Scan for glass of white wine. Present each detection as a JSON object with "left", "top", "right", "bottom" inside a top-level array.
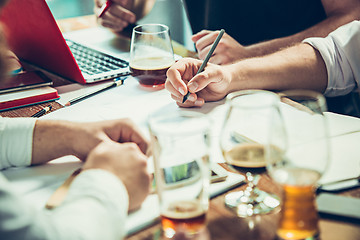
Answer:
[
  {"left": 220, "top": 90, "right": 281, "bottom": 217},
  {"left": 266, "top": 90, "right": 330, "bottom": 240}
]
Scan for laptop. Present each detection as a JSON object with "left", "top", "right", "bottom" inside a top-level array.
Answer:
[{"left": 0, "top": 0, "right": 130, "bottom": 84}]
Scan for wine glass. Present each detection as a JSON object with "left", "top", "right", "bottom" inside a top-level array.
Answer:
[
  {"left": 129, "top": 23, "right": 175, "bottom": 89},
  {"left": 219, "top": 90, "right": 281, "bottom": 217},
  {"left": 266, "top": 90, "right": 330, "bottom": 240}
]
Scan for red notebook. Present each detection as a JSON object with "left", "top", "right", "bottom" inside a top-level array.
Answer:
[{"left": 0, "top": 86, "right": 60, "bottom": 111}]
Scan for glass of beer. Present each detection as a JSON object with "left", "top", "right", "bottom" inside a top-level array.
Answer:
[
  {"left": 148, "top": 110, "right": 211, "bottom": 239},
  {"left": 130, "top": 24, "right": 175, "bottom": 89},
  {"left": 266, "top": 90, "right": 330, "bottom": 240},
  {"left": 219, "top": 90, "right": 281, "bottom": 217}
]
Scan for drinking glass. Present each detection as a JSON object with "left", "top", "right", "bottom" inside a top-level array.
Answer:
[
  {"left": 130, "top": 23, "right": 175, "bottom": 89},
  {"left": 220, "top": 90, "right": 281, "bottom": 217},
  {"left": 148, "top": 110, "right": 211, "bottom": 239},
  {"left": 266, "top": 90, "right": 330, "bottom": 240}
]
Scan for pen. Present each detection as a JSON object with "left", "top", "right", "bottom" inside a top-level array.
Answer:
[
  {"left": 98, "top": 0, "right": 113, "bottom": 18},
  {"left": 31, "top": 105, "right": 52, "bottom": 118},
  {"left": 65, "top": 77, "right": 125, "bottom": 106},
  {"left": 182, "top": 29, "right": 225, "bottom": 103}
]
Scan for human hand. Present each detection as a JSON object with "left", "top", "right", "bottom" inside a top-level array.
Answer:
[
  {"left": 94, "top": 0, "right": 136, "bottom": 32},
  {"left": 165, "top": 58, "right": 232, "bottom": 107},
  {"left": 83, "top": 141, "right": 151, "bottom": 211},
  {"left": 71, "top": 118, "right": 149, "bottom": 160},
  {"left": 192, "top": 30, "right": 249, "bottom": 65}
]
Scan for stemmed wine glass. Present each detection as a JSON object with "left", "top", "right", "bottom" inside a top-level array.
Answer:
[
  {"left": 266, "top": 90, "right": 330, "bottom": 240},
  {"left": 219, "top": 90, "right": 281, "bottom": 217}
]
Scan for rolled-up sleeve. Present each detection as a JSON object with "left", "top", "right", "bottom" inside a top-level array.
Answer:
[
  {"left": 0, "top": 117, "right": 36, "bottom": 169},
  {"left": 303, "top": 20, "right": 360, "bottom": 97}
]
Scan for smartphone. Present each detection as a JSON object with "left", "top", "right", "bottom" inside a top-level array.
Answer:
[{"left": 0, "top": 71, "right": 53, "bottom": 94}]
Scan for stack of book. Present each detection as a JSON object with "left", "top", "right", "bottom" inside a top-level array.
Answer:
[{"left": 0, "top": 71, "right": 59, "bottom": 111}]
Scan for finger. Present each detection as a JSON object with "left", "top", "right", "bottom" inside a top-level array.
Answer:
[
  {"left": 194, "top": 31, "right": 219, "bottom": 53},
  {"left": 166, "top": 59, "right": 199, "bottom": 94},
  {"left": 191, "top": 30, "right": 212, "bottom": 42},
  {"left": 98, "top": 18, "right": 128, "bottom": 32},
  {"left": 197, "top": 44, "right": 213, "bottom": 60},
  {"left": 165, "top": 79, "right": 183, "bottom": 99},
  {"left": 188, "top": 68, "right": 222, "bottom": 92},
  {"left": 110, "top": 4, "right": 136, "bottom": 23}
]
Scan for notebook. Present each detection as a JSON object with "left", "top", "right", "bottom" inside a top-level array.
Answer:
[
  {"left": 0, "top": 86, "right": 59, "bottom": 111},
  {"left": 0, "top": 0, "right": 130, "bottom": 84}
]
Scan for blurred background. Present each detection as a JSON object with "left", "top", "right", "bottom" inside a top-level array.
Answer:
[{"left": 46, "top": 0, "right": 194, "bottom": 50}]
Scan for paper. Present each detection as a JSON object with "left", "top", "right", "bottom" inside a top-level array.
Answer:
[{"left": 2, "top": 154, "right": 244, "bottom": 236}]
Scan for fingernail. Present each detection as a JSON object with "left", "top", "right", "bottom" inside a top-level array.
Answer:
[
  {"left": 188, "top": 82, "right": 198, "bottom": 92},
  {"left": 195, "top": 100, "right": 203, "bottom": 106},
  {"left": 178, "top": 87, "right": 185, "bottom": 95},
  {"left": 188, "top": 95, "right": 196, "bottom": 102}
]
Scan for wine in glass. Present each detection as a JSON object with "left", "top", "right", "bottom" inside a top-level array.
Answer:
[
  {"left": 220, "top": 90, "right": 281, "bottom": 217},
  {"left": 266, "top": 90, "right": 330, "bottom": 240}
]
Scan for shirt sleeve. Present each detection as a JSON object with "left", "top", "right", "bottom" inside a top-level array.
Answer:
[
  {"left": 303, "top": 20, "right": 360, "bottom": 97},
  {"left": 0, "top": 117, "right": 36, "bottom": 169},
  {"left": 0, "top": 169, "right": 129, "bottom": 240}
]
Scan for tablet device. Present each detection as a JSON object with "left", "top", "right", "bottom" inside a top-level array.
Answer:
[{"left": 0, "top": 71, "right": 53, "bottom": 94}]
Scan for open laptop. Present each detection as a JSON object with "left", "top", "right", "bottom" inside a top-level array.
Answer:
[{"left": 0, "top": 0, "right": 130, "bottom": 84}]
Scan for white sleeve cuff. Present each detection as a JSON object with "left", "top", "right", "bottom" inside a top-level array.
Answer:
[
  {"left": 0, "top": 118, "right": 36, "bottom": 169},
  {"left": 48, "top": 169, "right": 130, "bottom": 239}
]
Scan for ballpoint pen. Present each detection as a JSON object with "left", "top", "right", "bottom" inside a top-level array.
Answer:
[
  {"left": 182, "top": 29, "right": 225, "bottom": 103},
  {"left": 98, "top": 0, "right": 113, "bottom": 18},
  {"left": 65, "top": 77, "right": 126, "bottom": 106}
]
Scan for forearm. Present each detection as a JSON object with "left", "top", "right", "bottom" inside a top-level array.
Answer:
[
  {"left": 31, "top": 120, "right": 102, "bottom": 165},
  {"left": 245, "top": 9, "right": 360, "bottom": 58},
  {"left": 227, "top": 43, "right": 328, "bottom": 93}
]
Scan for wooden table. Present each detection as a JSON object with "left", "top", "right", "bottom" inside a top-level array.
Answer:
[{"left": 1, "top": 15, "right": 360, "bottom": 240}]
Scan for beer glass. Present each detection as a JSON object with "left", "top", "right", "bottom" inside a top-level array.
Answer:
[
  {"left": 266, "top": 90, "right": 330, "bottom": 240},
  {"left": 148, "top": 110, "right": 211, "bottom": 239},
  {"left": 219, "top": 90, "right": 281, "bottom": 217},
  {"left": 130, "top": 24, "right": 175, "bottom": 89}
]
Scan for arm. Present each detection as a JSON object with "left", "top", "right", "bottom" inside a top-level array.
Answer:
[
  {"left": 192, "top": 0, "right": 360, "bottom": 65},
  {"left": 165, "top": 43, "right": 327, "bottom": 107},
  {"left": 0, "top": 141, "right": 150, "bottom": 240},
  {"left": 32, "top": 118, "right": 149, "bottom": 165}
]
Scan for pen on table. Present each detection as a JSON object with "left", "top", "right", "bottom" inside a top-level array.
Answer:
[
  {"left": 182, "top": 29, "right": 225, "bottom": 103},
  {"left": 98, "top": 0, "right": 113, "bottom": 18},
  {"left": 31, "top": 105, "right": 52, "bottom": 118},
  {"left": 65, "top": 77, "right": 125, "bottom": 106}
]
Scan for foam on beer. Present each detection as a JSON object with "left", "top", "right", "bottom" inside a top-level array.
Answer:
[{"left": 129, "top": 56, "right": 174, "bottom": 70}]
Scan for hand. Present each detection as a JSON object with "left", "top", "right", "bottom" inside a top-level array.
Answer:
[
  {"left": 192, "top": 30, "right": 250, "bottom": 65},
  {"left": 94, "top": 0, "right": 136, "bottom": 32},
  {"left": 165, "top": 58, "right": 232, "bottom": 107},
  {"left": 83, "top": 141, "right": 151, "bottom": 211},
  {"left": 71, "top": 118, "right": 149, "bottom": 160},
  {"left": 32, "top": 118, "right": 149, "bottom": 165}
]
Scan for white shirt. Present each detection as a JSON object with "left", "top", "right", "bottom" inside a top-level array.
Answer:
[
  {"left": 0, "top": 117, "right": 129, "bottom": 240},
  {"left": 304, "top": 20, "right": 360, "bottom": 97}
]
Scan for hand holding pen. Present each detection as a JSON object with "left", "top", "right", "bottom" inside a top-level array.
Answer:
[
  {"left": 96, "top": 0, "right": 136, "bottom": 32},
  {"left": 165, "top": 29, "right": 229, "bottom": 107}
]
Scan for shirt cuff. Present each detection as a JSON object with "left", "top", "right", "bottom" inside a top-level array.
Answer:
[
  {"left": 0, "top": 118, "right": 36, "bottom": 169},
  {"left": 61, "top": 169, "right": 129, "bottom": 238}
]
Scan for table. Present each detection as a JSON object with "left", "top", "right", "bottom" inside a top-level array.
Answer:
[{"left": 1, "top": 15, "right": 360, "bottom": 240}]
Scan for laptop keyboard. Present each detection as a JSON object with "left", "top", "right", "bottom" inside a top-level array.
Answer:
[{"left": 67, "top": 40, "right": 129, "bottom": 76}]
